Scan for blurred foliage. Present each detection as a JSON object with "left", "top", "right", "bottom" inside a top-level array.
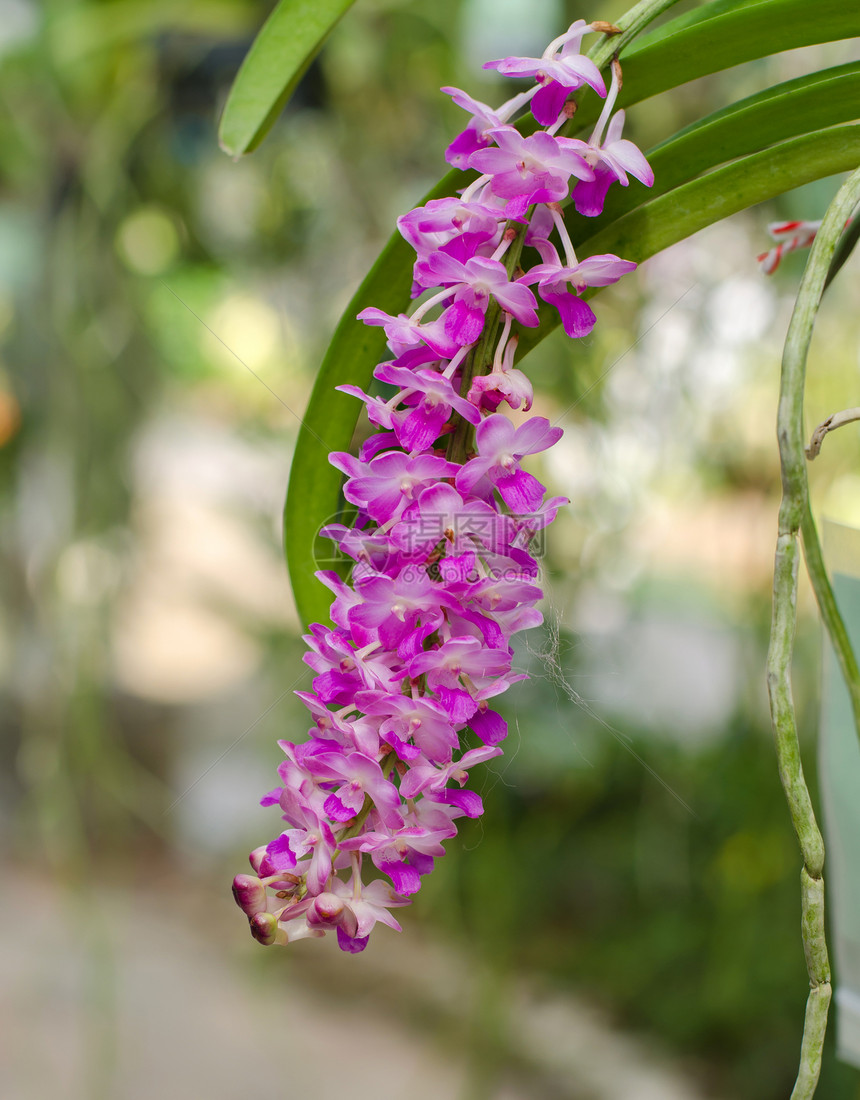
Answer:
[
  {"left": 2, "top": 1, "right": 860, "bottom": 1098},
  {"left": 421, "top": 612, "right": 859, "bottom": 1099}
]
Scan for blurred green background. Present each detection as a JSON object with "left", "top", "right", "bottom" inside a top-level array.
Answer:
[{"left": 3, "top": 1, "right": 860, "bottom": 1098}]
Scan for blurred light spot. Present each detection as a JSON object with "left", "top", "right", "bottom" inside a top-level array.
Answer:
[
  {"left": 113, "top": 594, "right": 261, "bottom": 705},
  {"left": 0, "top": 208, "right": 39, "bottom": 290},
  {"left": 56, "top": 540, "right": 120, "bottom": 604},
  {"left": 0, "top": 0, "right": 36, "bottom": 57},
  {"left": 461, "top": 0, "right": 561, "bottom": 76},
  {"left": 707, "top": 277, "right": 773, "bottom": 346},
  {"left": 198, "top": 161, "right": 262, "bottom": 247},
  {"left": 583, "top": 614, "right": 740, "bottom": 742},
  {"left": 823, "top": 474, "right": 860, "bottom": 528},
  {"left": 116, "top": 207, "right": 180, "bottom": 276},
  {"left": 0, "top": 293, "right": 14, "bottom": 337},
  {"left": 204, "top": 294, "right": 281, "bottom": 374}
]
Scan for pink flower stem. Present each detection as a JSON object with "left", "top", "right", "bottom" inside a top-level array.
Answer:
[
  {"left": 409, "top": 285, "right": 457, "bottom": 323},
  {"left": 441, "top": 343, "right": 473, "bottom": 380},
  {"left": 492, "top": 313, "right": 514, "bottom": 372},
  {"left": 548, "top": 203, "right": 578, "bottom": 267}
]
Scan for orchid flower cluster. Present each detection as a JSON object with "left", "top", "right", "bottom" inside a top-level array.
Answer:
[{"left": 233, "top": 19, "right": 653, "bottom": 953}]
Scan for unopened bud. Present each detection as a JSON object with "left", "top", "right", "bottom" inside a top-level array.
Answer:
[
  {"left": 232, "top": 874, "right": 267, "bottom": 917},
  {"left": 249, "top": 911, "right": 285, "bottom": 946},
  {"left": 248, "top": 845, "right": 267, "bottom": 874},
  {"left": 307, "top": 892, "right": 345, "bottom": 929}
]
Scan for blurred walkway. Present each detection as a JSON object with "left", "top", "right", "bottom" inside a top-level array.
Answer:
[{"left": 1, "top": 868, "right": 714, "bottom": 1100}]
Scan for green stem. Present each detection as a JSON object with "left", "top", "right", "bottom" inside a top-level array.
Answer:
[
  {"left": 767, "top": 163, "right": 860, "bottom": 1099},
  {"left": 823, "top": 210, "right": 860, "bottom": 291},
  {"left": 800, "top": 510, "right": 860, "bottom": 747},
  {"left": 586, "top": 0, "right": 684, "bottom": 69}
]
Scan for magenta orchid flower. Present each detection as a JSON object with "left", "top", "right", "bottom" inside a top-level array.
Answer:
[
  {"left": 330, "top": 450, "right": 460, "bottom": 523},
  {"left": 456, "top": 414, "right": 564, "bottom": 512},
  {"left": 520, "top": 253, "right": 637, "bottom": 337},
  {"left": 412, "top": 252, "right": 539, "bottom": 345},
  {"left": 483, "top": 20, "right": 605, "bottom": 127},
  {"left": 356, "top": 306, "right": 462, "bottom": 359},
  {"left": 469, "top": 128, "right": 593, "bottom": 219},
  {"left": 572, "top": 62, "right": 655, "bottom": 216},
  {"left": 373, "top": 362, "right": 481, "bottom": 452},
  {"left": 441, "top": 87, "right": 506, "bottom": 169}
]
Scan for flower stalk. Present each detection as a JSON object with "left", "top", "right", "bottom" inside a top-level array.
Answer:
[{"left": 767, "top": 163, "right": 860, "bottom": 1098}]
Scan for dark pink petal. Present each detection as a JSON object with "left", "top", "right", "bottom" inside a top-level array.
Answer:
[
  {"left": 324, "top": 792, "right": 360, "bottom": 822},
  {"left": 436, "top": 686, "right": 478, "bottom": 722},
  {"left": 444, "top": 297, "right": 485, "bottom": 345},
  {"left": 571, "top": 167, "right": 615, "bottom": 217},
  {"left": 263, "top": 833, "right": 298, "bottom": 872},
  {"left": 542, "top": 286, "right": 597, "bottom": 338},
  {"left": 531, "top": 80, "right": 572, "bottom": 126},
  {"left": 495, "top": 467, "right": 546, "bottom": 513},
  {"left": 446, "top": 126, "right": 491, "bottom": 170},
  {"left": 434, "top": 787, "right": 484, "bottom": 817},
  {"left": 470, "top": 708, "right": 507, "bottom": 745},
  {"left": 397, "top": 402, "right": 449, "bottom": 452},
  {"left": 337, "top": 928, "right": 370, "bottom": 953},
  {"left": 380, "top": 860, "right": 422, "bottom": 896}
]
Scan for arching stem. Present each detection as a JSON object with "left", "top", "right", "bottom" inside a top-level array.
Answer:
[{"left": 768, "top": 164, "right": 860, "bottom": 1099}]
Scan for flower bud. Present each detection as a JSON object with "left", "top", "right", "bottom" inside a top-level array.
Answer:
[
  {"left": 307, "top": 892, "right": 345, "bottom": 929},
  {"left": 248, "top": 845, "right": 267, "bottom": 874},
  {"left": 232, "top": 874, "right": 267, "bottom": 917},
  {"left": 249, "top": 911, "right": 284, "bottom": 946}
]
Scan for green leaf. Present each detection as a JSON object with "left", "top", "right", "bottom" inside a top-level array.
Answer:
[
  {"left": 575, "top": 125, "right": 860, "bottom": 316},
  {"left": 286, "top": 118, "right": 860, "bottom": 628},
  {"left": 284, "top": 0, "right": 860, "bottom": 627},
  {"left": 48, "top": 1, "right": 255, "bottom": 66},
  {"left": 599, "top": 63, "right": 860, "bottom": 225},
  {"left": 575, "top": 0, "right": 860, "bottom": 132},
  {"left": 283, "top": 189, "right": 449, "bottom": 624},
  {"left": 218, "top": 0, "right": 356, "bottom": 158}
]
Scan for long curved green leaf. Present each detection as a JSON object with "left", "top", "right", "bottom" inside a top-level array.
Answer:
[
  {"left": 286, "top": 108, "right": 860, "bottom": 626},
  {"left": 598, "top": 63, "right": 860, "bottom": 225},
  {"left": 573, "top": 0, "right": 860, "bottom": 131},
  {"left": 523, "top": 126, "right": 860, "bottom": 353},
  {"left": 218, "top": 0, "right": 355, "bottom": 157},
  {"left": 285, "top": 0, "right": 860, "bottom": 626},
  {"left": 49, "top": 1, "right": 255, "bottom": 66}
]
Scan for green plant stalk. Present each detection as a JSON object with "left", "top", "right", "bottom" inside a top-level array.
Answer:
[
  {"left": 585, "top": 0, "right": 685, "bottom": 68},
  {"left": 767, "top": 163, "right": 860, "bottom": 1099},
  {"left": 800, "top": 510, "right": 860, "bottom": 747},
  {"left": 824, "top": 211, "right": 860, "bottom": 291}
]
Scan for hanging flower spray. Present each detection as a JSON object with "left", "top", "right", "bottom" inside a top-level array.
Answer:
[{"left": 232, "top": 19, "right": 653, "bottom": 953}]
